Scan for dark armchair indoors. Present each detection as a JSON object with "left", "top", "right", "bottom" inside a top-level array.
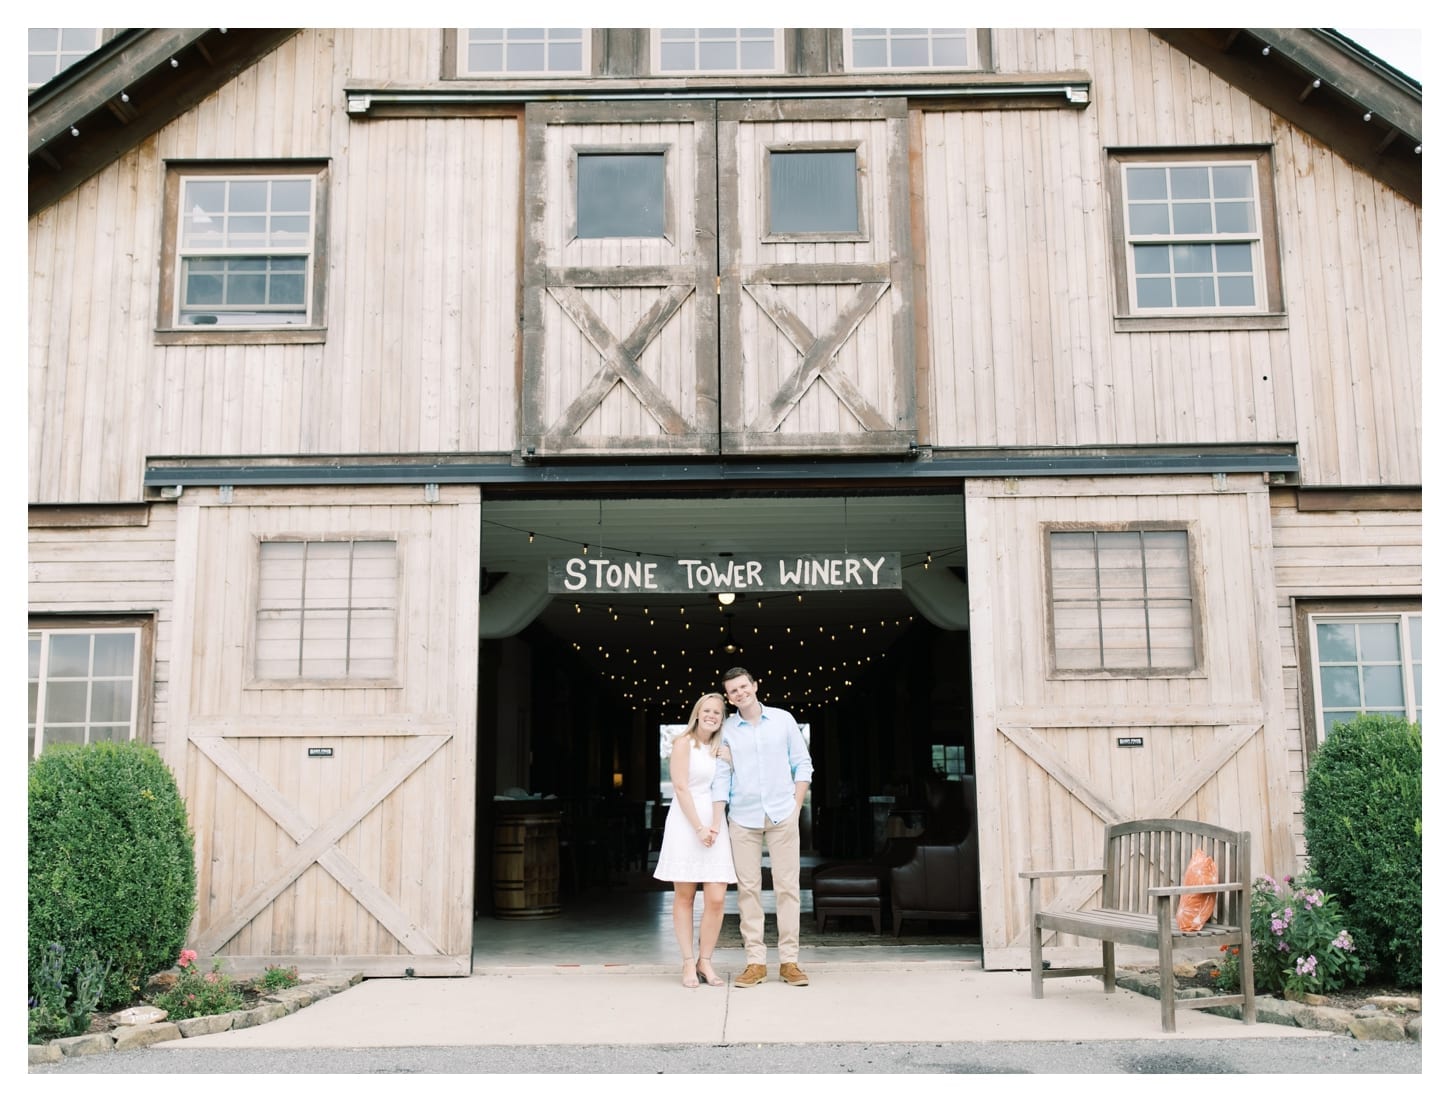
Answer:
[
  {"left": 811, "top": 775, "right": 980, "bottom": 936},
  {"left": 889, "top": 775, "right": 980, "bottom": 935}
]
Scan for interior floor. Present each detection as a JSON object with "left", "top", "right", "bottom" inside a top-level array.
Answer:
[{"left": 470, "top": 886, "right": 982, "bottom": 972}]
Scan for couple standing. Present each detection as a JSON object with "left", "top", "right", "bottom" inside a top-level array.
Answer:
[{"left": 653, "top": 666, "right": 813, "bottom": 989}]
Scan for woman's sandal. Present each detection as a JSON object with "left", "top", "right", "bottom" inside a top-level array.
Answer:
[
  {"left": 681, "top": 960, "right": 700, "bottom": 989},
  {"left": 695, "top": 957, "right": 724, "bottom": 987}
]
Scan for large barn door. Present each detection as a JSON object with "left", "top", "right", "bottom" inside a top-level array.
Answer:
[
  {"left": 718, "top": 98, "right": 915, "bottom": 454},
  {"left": 166, "top": 487, "right": 480, "bottom": 976},
  {"left": 521, "top": 101, "right": 718, "bottom": 456},
  {"left": 964, "top": 476, "right": 1297, "bottom": 970}
]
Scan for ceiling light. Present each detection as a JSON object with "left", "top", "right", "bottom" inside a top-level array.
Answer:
[
  {"left": 717, "top": 592, "right": 735, "bottom": 606},
  {"left": 721, "top": 613, "right": 741, "bottom": 655}
]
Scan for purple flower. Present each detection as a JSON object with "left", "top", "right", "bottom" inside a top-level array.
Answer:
[
  {"left": 1278, "top": 940, "right": 1289, "bottom": 951},
  {"left": 1295, "top": 955, "right": 1318, "bottom": 976},
  {"left": 1332, "top": 930, "right": 1355, "bottom": 951}
]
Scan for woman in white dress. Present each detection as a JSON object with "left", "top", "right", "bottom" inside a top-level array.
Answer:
[{"left": 653, "top": 692, "right": 736, "bottom": 987}]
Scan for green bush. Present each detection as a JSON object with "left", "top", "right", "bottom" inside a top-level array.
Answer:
[
  {"left": 28, "top": 942, "right": 109, "bottom": 1043},
  {"left": 149, "top": 953, "right": 244, "bottom": 1020},
  {"left": 257, "top": 964, "right": 300, "bottom": 992},
  {"left": 1301, "top": 713, "right": 1421, "bottom": 986},
  {"left": 29, "top": 742, "right": 197, "bottom": 1009},
  {"left": 1214, "top": 875, "right": 1363, "bottom": 998}
]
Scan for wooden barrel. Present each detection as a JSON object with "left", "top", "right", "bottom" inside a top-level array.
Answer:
[{"left": 492, "top": 810, "right": 561, "bottom": 919}]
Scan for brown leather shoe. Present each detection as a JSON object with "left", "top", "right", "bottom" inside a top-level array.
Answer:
[
  {"left": 733, "top": 963, "right": 768, "bottom": 988},
  {"left": 779, "top": 962, "right": 810, "bottom": 986}
]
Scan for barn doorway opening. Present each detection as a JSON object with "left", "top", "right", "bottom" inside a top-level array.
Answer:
[{"left": 472, "top": 491, "right": 972, "bottom": 926}]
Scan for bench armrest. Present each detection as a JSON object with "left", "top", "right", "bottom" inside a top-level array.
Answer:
[
  {"left": 1019, "top": 867, "right": 1106, "bottom": 880},
  {"left": 1147, "top": 882, "right": 1245, "bottom": 897}
]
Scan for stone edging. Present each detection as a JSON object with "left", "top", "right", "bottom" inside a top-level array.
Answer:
[
  {"left": 1115, "top": 970, "right": 1422, "bottom": 1042},
  {"left": 28, "top": 972, "right": 364, "bottom": 1066}
]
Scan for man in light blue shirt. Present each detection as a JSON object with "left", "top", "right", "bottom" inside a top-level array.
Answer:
[{"left": 711, "top": 666, "right": 813, "bottom": 987}]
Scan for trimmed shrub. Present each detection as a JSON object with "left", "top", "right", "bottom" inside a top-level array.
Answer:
[
  {"left": 29, "top": 741, "right": 197, "bottom": 1009},
  {"left": 1301, "top": 713, "right": 1421, "bottom": 986}
]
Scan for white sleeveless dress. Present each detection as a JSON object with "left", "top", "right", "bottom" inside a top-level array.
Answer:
[{"left": 652, "top": 739, "right": 737, "bottom": 884}]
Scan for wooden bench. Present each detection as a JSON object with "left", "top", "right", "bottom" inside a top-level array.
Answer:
[{"left": 1020, "top": 819, "right": 1255, "bottom": 1032}]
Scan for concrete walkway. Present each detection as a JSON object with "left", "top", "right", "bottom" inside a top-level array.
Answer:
[{"left": 155, "top": 960, "right": 1311, "bottom": 1049}]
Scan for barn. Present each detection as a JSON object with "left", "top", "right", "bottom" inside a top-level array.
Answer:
[{"left": 28, "top": 27, "right": 1420, "bottom": 973}]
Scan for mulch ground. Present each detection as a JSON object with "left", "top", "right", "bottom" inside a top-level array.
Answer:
[
  {"left": 1172, "top": 962, "right": 1420, "bottom": 1016},
  {"left": 80, "top": 977, "right": 277, "bottom": 1037}
]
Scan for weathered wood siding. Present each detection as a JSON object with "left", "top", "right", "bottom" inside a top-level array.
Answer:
[
  {"left": 166, "top": 484, "right": 480, "bottom": 975},
  {"left": 1269, "top": 494, "right": 1422, "bottom": 854},
  {"left": 921, "top": 28, "right": 1421, "bottom": 486},
  {"left": 30, "top": 27, "right": 1419, "bottom": 501},
  {"left": 28, "top": 29, "right": 520, "bottom": 503},
  {"left": 965, "top": 473, "right": 1297, "bottom": 969},
  {"left": 27, "top": 506, "right": 178, "bottom": 754}
]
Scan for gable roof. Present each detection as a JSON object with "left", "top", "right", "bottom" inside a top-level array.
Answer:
[
  {"left": 28, "top": 28, "right": 299, "bottom": 216},
  {"left": 29, "top": 27, "right": 1420, "bottom": 215},
  {"left": 1152, "top": 28, "right": 1421, "bottom": 204}
]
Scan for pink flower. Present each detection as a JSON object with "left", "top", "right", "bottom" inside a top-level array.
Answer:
[{"left": 177, "top": 949, "right": 198, "bottom": 968}]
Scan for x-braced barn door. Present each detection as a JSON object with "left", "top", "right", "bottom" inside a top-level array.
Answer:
[
  {"left": 719, "top": 98, "right": 915, "bottom": 454},
  {"left": 166, "top": 487, "right": 480, "bottom": 976},
  {"left": 521, "top": 98, "right": 916, "bottom": 457},
  {"left": 521, "top": 102, "right": 719, "bottom": 456}
]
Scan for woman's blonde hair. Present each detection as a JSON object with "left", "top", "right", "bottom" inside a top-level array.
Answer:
[{"left": 676, "top": 692, "right": 727, "bottom": 754}]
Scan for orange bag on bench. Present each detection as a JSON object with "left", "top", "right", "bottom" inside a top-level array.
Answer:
[{"left": 1175, "top": 848, "right": 1218, "bottom": 932}]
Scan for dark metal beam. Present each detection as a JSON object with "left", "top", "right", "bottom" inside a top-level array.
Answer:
[{"left": 144, "top": 449, "right": 1299, "bottom": 490}]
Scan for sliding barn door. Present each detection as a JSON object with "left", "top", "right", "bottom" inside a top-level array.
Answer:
[
  {"left": 964, "top": 475, "right": 1296, "bottom": 970},
  {"left": 166, "top": 486, "right": 480, "bottom": 976}
]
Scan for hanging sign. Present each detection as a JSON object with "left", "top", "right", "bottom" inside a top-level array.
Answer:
[{"left": 548, "top": 553, "right": 901, "bottom": 595}]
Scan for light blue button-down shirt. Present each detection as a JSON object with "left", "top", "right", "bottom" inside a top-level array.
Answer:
[{"left": 710, "top": 705, "right": 813, "bottom": 828}]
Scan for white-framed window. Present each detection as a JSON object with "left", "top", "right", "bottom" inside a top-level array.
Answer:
[
  {"left": 28, "top": 626, "right": 143, "bottom": 760},
  {"left": 29, "top": 27, "right": 101, "bottom": 86},
  {"left": 1113, "top": 153, "right": 1272, "bottom": 316},
  {"left": 1047, "top": 527, "right": 1198, "bottom": 674},
  {"left": 1308, "top": 612, "right": 1422, "bottom": 742},
  {"left": 845, "top": 28, "right": 981, "bottom": 71},
  {"left": 458, "top": 28, "right": 589, "bottom": 76},
  {"left": 254, "top": 539, "right": 398, "bottom": 682},
  {"left": 654, "top": 29, "right": 781, "bottom": 74},
  {"left": 1123, "top": 162, "right": 1262, "bottom": 311},
  {"left": 171, "top": 172, "right": 319, "bottom": 327}
]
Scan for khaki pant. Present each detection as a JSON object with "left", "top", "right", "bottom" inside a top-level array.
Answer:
[{"left": 728, "top": 809, "right": 801, "bottom": 965}]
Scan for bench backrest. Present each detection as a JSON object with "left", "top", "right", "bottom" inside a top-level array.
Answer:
[{"left": 1101, "top": 819, "right": 1250, "bottom": 926}]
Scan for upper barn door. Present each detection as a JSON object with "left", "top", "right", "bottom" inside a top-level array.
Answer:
[
  {"left": 166, "top": 487, "right": 480, "bottom": 977},
  {"left": 522, "top": 101, "right": 718, "bottom": 456},
  {"left": 719, "top": 98, "right": 915, "bottom": 453}
]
